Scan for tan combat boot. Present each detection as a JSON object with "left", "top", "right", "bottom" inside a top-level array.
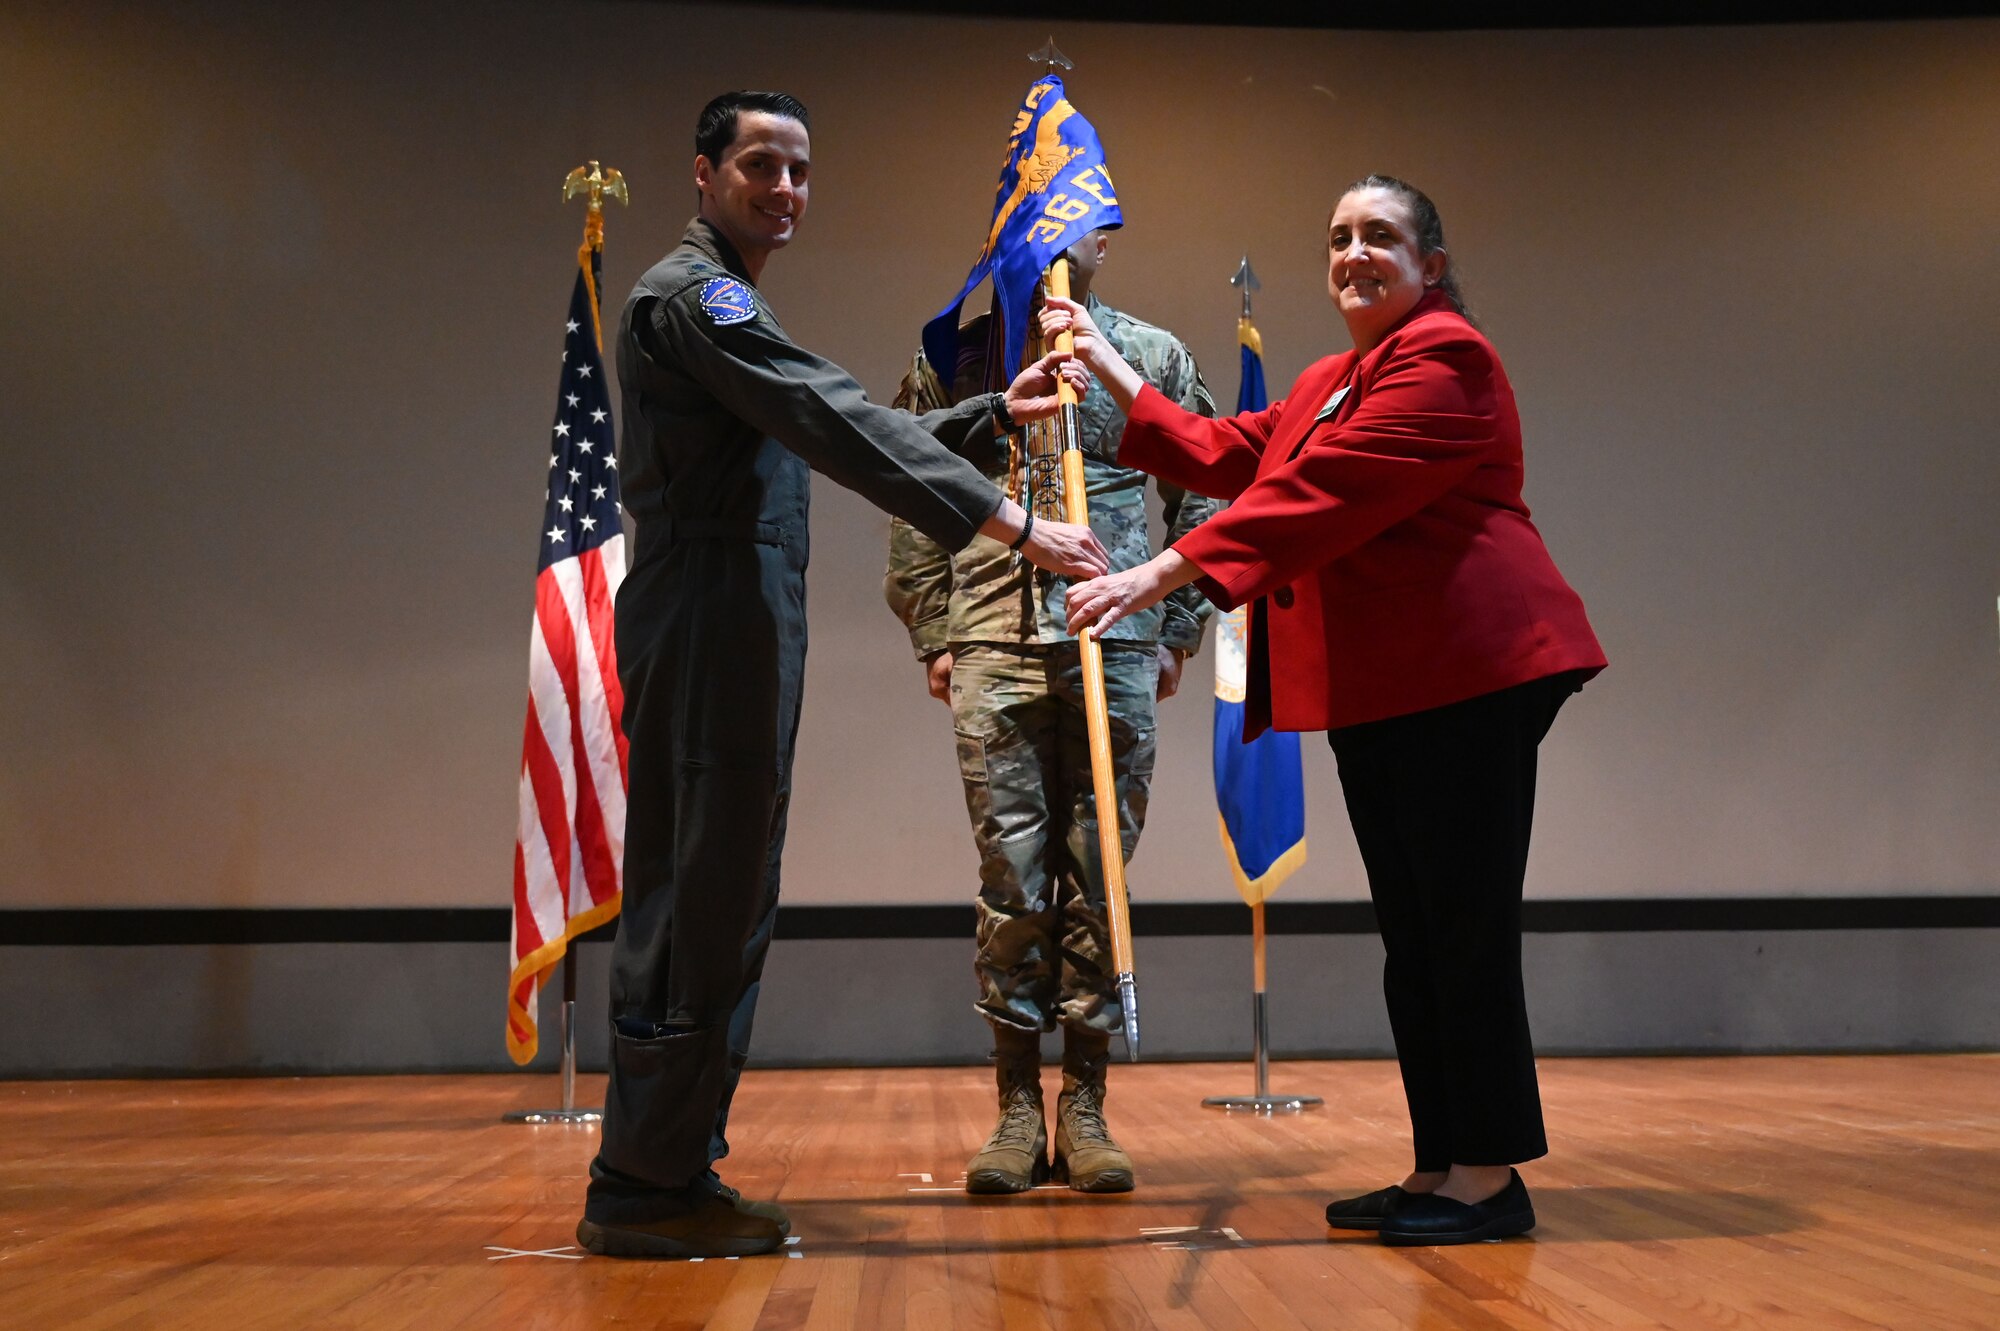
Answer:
[
  {"left": 965, "top": 1024, "right": 1048, "bottom": 1194},
  {"left": 1052, "top": 1027, "right": 1135, "bottom": 1193}
]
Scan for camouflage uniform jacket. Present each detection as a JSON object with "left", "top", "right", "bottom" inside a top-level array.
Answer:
[{"left": 885, "top": 294, "right": 1222, "bottom": 654}]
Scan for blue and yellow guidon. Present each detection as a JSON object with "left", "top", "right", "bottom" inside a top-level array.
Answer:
[
  {"left": 1213, "top": 314, "right": 1306, "bottom": 907},
  {"left": 698, "top": 276, "right": 758, "bottom": 327},
  {"left": 924, "top": 75, "right": 1123, "bottom": 381}
]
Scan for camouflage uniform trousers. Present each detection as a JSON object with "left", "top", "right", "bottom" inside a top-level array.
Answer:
[{"left": 948, "top": 640, "right": 1160, "bottom": 1036}]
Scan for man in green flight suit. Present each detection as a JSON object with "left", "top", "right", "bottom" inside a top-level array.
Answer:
[
  {"left": 580, "top": 91, "right": 1109, "bottom": 1261},
  {"left": 887, "top": 229, "right": 1221, "bottom": 1194}
]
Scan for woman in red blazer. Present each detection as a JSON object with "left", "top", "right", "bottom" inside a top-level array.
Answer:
[{"left": 1047, "top": 175, "right": 1605, "bottom": 1246}]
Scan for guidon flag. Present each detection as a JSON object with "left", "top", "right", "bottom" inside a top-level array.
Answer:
[
  {"left": 1213, "top": 312, "right": 1307, "bottom": 905},
  {"left": 924, "top": 74, "right": 1123, "bottom": 381}
]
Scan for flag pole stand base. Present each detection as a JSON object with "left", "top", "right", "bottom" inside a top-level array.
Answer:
[
  {"left": 504, "top": 986, "right": 602, "bottom": 1124},
  {"left": 502, "top": 1108, "right": 603, "bottom": 1124},
  {"left": 1201, "top": 991, "right": 1320, "bottom": 1114},
  {"left": 1201, "top": 1094, "right": 1323, "bottom": 1114}
]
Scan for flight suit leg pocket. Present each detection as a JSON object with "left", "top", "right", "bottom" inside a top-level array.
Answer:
[
  {"left": 668, "top": 753, "right": 783, "bottom": 1016},
  {"left": 597, "top": 1019, "right": 728, "bottom": 1188}
]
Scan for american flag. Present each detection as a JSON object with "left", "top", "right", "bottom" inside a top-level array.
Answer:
[{"left": 506, "top": 258, "right": 628, "bottom": 1065}]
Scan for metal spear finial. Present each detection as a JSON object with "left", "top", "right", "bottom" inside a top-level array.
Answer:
[
  {"left": 1028, "top": 38, "right": 1074, "bottom": 76},
  {"left": 1230, "top": 254, "right": 1261, "bottom": 319}
]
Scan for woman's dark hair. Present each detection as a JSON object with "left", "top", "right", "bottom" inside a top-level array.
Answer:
[
  {"left": 1336, "top": 174, "right": 1472, "bottom": 324},
  {"left": 695, "top": 91, "right": 811, "bottom": 164}
]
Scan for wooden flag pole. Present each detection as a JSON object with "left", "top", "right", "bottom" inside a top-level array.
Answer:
[
  {"left": 1253, "top": 898, "right": 1267, "bottom": 999},
  {"left": 1045, "top": 257, "right": 1142, "bottom": 1060}
]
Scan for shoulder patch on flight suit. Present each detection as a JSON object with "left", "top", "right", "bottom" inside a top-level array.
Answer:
[{"left": 697, "top": 277, "right": 758, "bottom": 327}]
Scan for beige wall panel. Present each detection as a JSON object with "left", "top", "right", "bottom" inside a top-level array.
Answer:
[{"left": 2, "top": 3, "right": 1995, "bottom": 906}]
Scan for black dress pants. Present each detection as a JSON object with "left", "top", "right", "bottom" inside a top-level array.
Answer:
[{"left": 1328, "top": 670, "right": 1584, "bottom": 1171}]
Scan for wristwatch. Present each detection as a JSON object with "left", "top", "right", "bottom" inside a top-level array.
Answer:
[{"left": 990, "top": 391, "right": 1021, "bottom": 435}]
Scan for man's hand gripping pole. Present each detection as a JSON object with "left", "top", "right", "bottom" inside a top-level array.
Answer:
[{"left": 1045, "top": 258, "right": 1141, "bottom": 1060}]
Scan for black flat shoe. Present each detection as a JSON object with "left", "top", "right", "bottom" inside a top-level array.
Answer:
[
  {"left": 1323, "top": 1185, "right": 1407, "bottom": 1230},
  {"left": 1378, "top": 1169, "right": 1535, "bottom": 1246}
]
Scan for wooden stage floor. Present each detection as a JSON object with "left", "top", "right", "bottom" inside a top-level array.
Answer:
[{"left": 2, "top": 1056, "right": 1994, "bottom": 1329}]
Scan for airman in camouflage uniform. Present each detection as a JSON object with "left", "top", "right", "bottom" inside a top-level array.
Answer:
[{"left": 886, "top": 231, "right": 1220, "bottom": 1194}]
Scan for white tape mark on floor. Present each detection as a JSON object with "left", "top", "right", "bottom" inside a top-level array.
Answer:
[
  {"left": 1140, "top": 1226, "right": 1252, "bottom": 1251},
  {"left": 485, "top": 1245, "right": 584, "bottom": 1261}
]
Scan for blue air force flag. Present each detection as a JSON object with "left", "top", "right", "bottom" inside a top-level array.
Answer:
[
  {"left": 923, "top": 75, "right": 1123, "bottom": 381},
  {"left": 1214, "top": 315, "right": 1307, "bottom": 905}
]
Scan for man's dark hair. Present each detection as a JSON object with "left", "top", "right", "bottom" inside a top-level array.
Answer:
[
  {"left": 1336, "top": 174, "right": 1473, "bottom": 324},
  {"left": 695, "top": 92, "right": 810, "bottom": 164}
]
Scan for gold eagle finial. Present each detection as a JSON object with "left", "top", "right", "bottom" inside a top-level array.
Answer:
[{"left": 563, "top": 161, "right": 629, "bottom": 215}]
